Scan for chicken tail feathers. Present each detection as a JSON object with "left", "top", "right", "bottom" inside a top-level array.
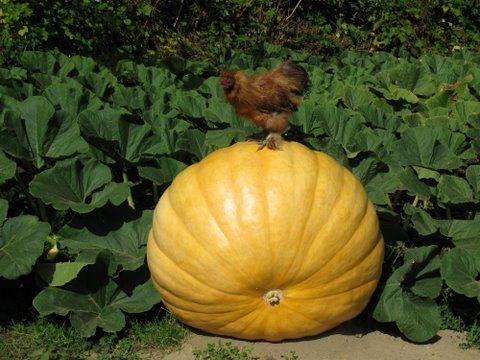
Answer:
[{"left": 280, "top": 61, "right": 309, "bottom": 95}]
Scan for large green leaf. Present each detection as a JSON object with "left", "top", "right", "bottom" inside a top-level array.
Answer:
[
  {"left": 143, "top": 101, "right": 189, "bottom": 154},
  {"left": 37, "top": 261, "right": 93, "bottom": 287},
  {"left": 466, "top": 165, "right": 480, "bottom": 199},
  {"left": 0, "top": 96, "right": 88, "bottom": 168},
  {"left": 59, "top": 210, "right": 153, "bottom": 274},
  {"left": 437, "top": 175, "right": 475, "bottom": 204},
  {"left": 177, "top": 129, "right": 213, "bottom": 160},
  {"left": 78, "top": 108, "right": 162, "bottom": 163},
  {"left": 138, "top": 157, "right": 187, "bottom": 186},
  {"left": 112, "top": 85, "right": 146, "bottom": 110},
  {"left": 373, "top": 246, "right": 441, "bottom": 342},
  {"left": 205, "top": 128, "right": 256, "bottom": 149},
  {"left": 29, "top": 157, "right": 129, "bottom": 213},
  {"left": 0, "top": 199, "right": 7, "bottom": 223},
  {"left": 0, "top": 150, "right": 15, "bottom": 185},
  {"left": 33, "top": 278, "right": 159, "bottom": 337},
  {"left": 204, "top": 97, "right": 241, "bottom": 127},
  {"left": 390, "top": 127, "right": 463, "bottom": 170},
  {"left": 441, "top": 248, "right": 480, "bottom": 301},
  {"left": 174, "top": 91, "right": 207, "bottom": 118},
  {"left": 43, "top": 83, "right": 102, "bottom": 116},
  {"left": 0, "top": 216, "right": 51, "bottom": 279}
]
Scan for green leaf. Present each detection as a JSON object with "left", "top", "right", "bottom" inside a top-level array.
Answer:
[
  {"left": 373, "top": 246, "right": 441, "bottom": 342},
  {"left": 352, "top": 158, "right": 383, "bottom": 186},
  {"left": 33, "top": 281, "right": 124, "bottom": 337},
  {"left": 413, "top": 166, "right": 440, "bottom": 181},
  {"left": 43, "top": 83, "right": 102, "bottom": 116},
  {"left": 0, "top": 97, "right": 88, "bottom": 168},
  {"left": 437, "top": 175, "right": 475, "bottom": 204},
  {"left": 397, "top": 167, "right": 432, "bottom": 199},
  {"left": 290, "top": 100, "right": 324, "bottom": 134},
  {"left": 33, "top": 275, "right": 160, "bottom": 337},
  {"left": 205, "top": 128, "right": 256, "bottom": 149},
  {"left": 404, "top": 205, "right": 440, "bottom": 236},
  {"left": 37, "top": 262, "right": 93, "bottom": 287},
  {"left": 0, "top": 150, "right": 16, "bottom": 185},
  {"left": 78, "top": 108, "right": 162, "bottom": 163},
  {"left": 441, "top": 248, "right": 480, "bottom": 300},
  {"left": 77, "top": 69, "right": 117, "bottom": 98},
  {"left": 198, "top": 77, "right": 223, "bottom": 98},
  {"left": 112, "top": 86, "right": 146, "bottom": 110},
  {"left": 342, "top": 85, "right": 375, "bottom": 110},
  {"left": 20, "top": 51, "right": 56, "bottom": 74},
  {"left": 110, "top": 278, "right": 160, "bottom": 314},
  {"left": 204, "top": 98, "right": 241, "bottom": 127},
  {"left": 390, "top": 127, "right": 462, "bottom": 170},
  {"left": 466, "top": 165, "right": 480, "bottom": 198},
  {"left": 30, "top": 157, "right": 129, "bottom": 213},
  {"left": 174, "top": 92, "right": 207, "bottom": 118},
  {"left": 0, "top": 199, "right": 7, "bottom": 223},
  {"left": 316, "top": 104, "right": 363, "bottom": 152},
  {"left": 59, "top": 210, "right": 153, "bottom": 273},
  {"left": 177, "top": 129, "right": 212, "bottom": 160},
  {"left": 0, "top": 216, "right": 51, "bottom": 279},
  {"left": 138, "top": 157, "right": 187, "bottom": 186}
]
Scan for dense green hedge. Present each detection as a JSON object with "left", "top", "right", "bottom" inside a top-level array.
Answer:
[{"left": 2, "top": 0, "right": 480, "bottom": 65}]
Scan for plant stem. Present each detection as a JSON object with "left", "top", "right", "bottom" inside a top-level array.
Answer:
[
  {"left": 403, "top": 195, "right": 419, "bottom": 231},
  {"left": 385, "top": 194, "right": 393, "bottom": 210},
  {"left": 423, "top": 199, "right": 429, "bottom": 209},
  {"left": 122, "top": 171, "right": 135, "bottom": 209},
  {"left": 15, "top": 173, "right": 48, "bottom": 222},
  {"left": 37, "top": 200, "right": 48, "bottom": 222}
]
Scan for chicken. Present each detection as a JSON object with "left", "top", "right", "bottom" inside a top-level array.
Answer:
[{"left": 219, "top": 61, "right": 309, "bottom": 150}]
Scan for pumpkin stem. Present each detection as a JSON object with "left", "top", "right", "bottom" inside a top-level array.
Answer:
[{"left": 263, "top": 289, "right": 283, "bottom": 306}]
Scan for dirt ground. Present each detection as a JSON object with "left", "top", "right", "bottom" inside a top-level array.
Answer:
[{"left": 158, "top": 317, "right": 480, "bottom": 360}]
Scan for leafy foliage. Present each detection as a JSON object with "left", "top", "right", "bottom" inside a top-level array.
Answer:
[
  {"left": 1, "top": 45, "right": 479, "bottom": 342},
  {"left": 2, "top": 1, "right": 480, "bottom": 64}
]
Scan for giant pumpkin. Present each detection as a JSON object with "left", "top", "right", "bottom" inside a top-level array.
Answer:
[{"left": 147, "top": 141, "right": 384, "bottom": 341}]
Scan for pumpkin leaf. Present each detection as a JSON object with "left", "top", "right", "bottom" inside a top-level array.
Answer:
[
  {"left": 59, "top": 210, "right": 153, "bottom": 274},
  {"left": 0, "top": 199, "right": 8, "bottom": 223},
  {"left": 29, "top": 157, "right": 130, "bottom": 213},
  {"left": 36, "top": 261, "right": 93, "bottom": 287},
  {"left": 204, "top": 97, "right": 241, "bottom": 127},
  {"left": 466, "top": 165, "right": 480, "bottom": 199},
  {"left": 78, "top": 108, "right": 162, "bottom": 164},
  {"left": 373, "top": 246, "right": 441, "bottom": 342},
  {"left": 0, "top": 150, "right": 16, "bottom": 185},
  {"left": 177, "top": 129, "right": 213, "bottom": 160},
  {"left": 390, "top": 127, "right": 462, "bottom": 170},
  {"left": 441, "top": 248, "right": 480, "bottom": 301},
  {"left": 0, "top": 96, "right": 88, "bottom": 168},
  {"left": 173, "top": 91, "right": 207, "bottom": 118},
  {"left": 205, "top": 128, "right": 256, "bottom": 149},
  {"left": 437, "top": 175, "right": 476, "bottom": 204},
  {"left": 0, "top": 216, "right": 51, "bottom": 280},
  {"left": 138, "top": 157, "right": 187, "bottom": 186},
  {"left": 33, "top": 262, "right": 159, "bottom": 337}
]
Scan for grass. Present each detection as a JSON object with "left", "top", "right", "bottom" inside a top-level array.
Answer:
[
  {"left": 0, "top": 312, "right": 189, "bottom": 360},
  {"left": 192, "top": 341, "right": 299, "bottom": 360},
  {"left": 440, "top": 296, "right": 480, "bottom": 349}
]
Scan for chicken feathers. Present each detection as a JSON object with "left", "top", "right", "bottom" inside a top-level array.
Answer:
[{"left": 219, "top": 61, "right": 309, "bottom": 150}]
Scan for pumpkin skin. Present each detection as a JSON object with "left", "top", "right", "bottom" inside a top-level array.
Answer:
[{"left": 147, "top": 141, "right": 384, "bottom": 342}]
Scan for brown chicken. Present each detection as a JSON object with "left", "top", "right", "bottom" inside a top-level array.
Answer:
[{"left": 219, "top": 61, "right": 309, "bottom": 150}]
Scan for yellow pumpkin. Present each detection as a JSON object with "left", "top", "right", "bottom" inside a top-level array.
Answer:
[{"left": 147, "top": 141, "right": 384, "bottom": 342}]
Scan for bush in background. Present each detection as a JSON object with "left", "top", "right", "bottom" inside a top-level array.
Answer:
[{"left": 1, "top": 0, "right": 480, "bottom": 65}]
